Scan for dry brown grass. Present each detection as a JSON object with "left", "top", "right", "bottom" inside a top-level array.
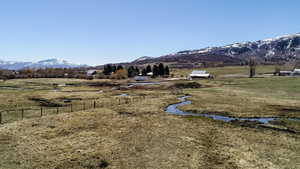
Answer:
[
  {"left": 0, "top": 86, "right": 299, "bottom": 169},
  {"left": 0, "top": 74, "right": 300, "bottom": 169}
]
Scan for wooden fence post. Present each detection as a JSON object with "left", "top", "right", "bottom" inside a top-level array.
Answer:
[
  {"left": 71, "top": 104, "right": 73, "bottom": 112},
  {"left": 57, "top": 107, "right": 59, "bottom": 114},
  {"left": 21, "top": 109, "right": 24, "bottom": 120},
  {"left": 40, "top": 107, "right": 43, "bottom": 117},
  {"left": 94, "top": 101, "right": 96, "bottom": 108},
  {"left": 0, "top": 111, "right": 2, "bottom": 124}
]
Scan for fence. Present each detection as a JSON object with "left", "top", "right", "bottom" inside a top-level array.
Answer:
[{"left": 0, "top": 95, "right": 145, "bottom": 125}]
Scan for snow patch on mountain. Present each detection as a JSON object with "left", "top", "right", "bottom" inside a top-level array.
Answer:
[
  {"left": 133, "top": 56, "right": 154, "bottom": 62},
  {"left": 0, "top": 58, "right": 88, "bottom": 70}
]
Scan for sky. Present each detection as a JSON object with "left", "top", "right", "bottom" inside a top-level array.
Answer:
[{"left": 0, "top": 0, "right": 300, "bottom": 66}]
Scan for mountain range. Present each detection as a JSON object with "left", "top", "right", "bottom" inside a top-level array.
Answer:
[
  {"left": 2, "top": 33, "right": 300, "bottom": 70},
  {"left": 0, "top": 59, "right": 87, "bottom": 70},
  {"left": 131, "top": 33, "right": 300, "bottom": 67}
]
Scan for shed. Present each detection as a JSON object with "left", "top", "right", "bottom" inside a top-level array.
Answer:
[{"left": 87, "top": 70, "right": 97, "bottom": 76}]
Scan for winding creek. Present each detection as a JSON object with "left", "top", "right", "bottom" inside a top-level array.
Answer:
[{"left": 166, "top": 96, "right": 300, "bottom": 124}]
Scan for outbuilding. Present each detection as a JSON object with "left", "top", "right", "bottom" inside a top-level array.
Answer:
[
  {"left": 293, "top": 69, "right": 300, "bottom": 75},
  {"left": 87, "top": 70, "right": 97, "bottom": 76},
  {"left": 279, "top": 71, "right": 293, "bottom": 76},
  {"left": 189, "top": 70, "right": 212, "bottom": 79}
]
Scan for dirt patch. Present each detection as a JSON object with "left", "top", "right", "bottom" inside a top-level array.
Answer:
[
  {"left": 66, "top": 82, "right": 121, "bottom": 87},
  {"left": 270, "top": 105, "right": 300, "bottom": 113},
  {"left": 230, "top": 120, "right": 262, "bottom": 128},
  {"left": 118, "top": 111, "right": 136, "bottom": 116},
  {"left": 269, "top": 105, "right": 300, "bottom": 117},
  {"left": 57, "top": 97, "right": 83, "bottom": 103}
]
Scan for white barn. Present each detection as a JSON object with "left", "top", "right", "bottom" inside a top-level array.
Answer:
[
  {"left": 87, "top": 70, "right": 97, "bottom": 76},
  {"left": 293, "top": 69, "right": 300, "bottom": 75},
  {"left": 189, "top": 70, "right": 212, "bottom": 79}
]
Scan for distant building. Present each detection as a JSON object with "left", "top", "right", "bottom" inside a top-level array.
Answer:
[
  {"left": 293, "top": 69, "right": 300, "bottom": 75},
  {"left": 279, "top": 71, "right": 293, "bottom": 76},
  {"left": 189, "top": 70, "right": 212, "bottom": 79},
  {"left": 87, "top": 70, "right": 97, "bottom": 76},
  {"left": 147, "top": 72, "right": 153, "bottom": 76}
]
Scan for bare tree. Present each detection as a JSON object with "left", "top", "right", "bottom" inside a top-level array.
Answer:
[
  {"left": 293, "top": 60, "right": 300, "bottom": 70},
  {"left": 274, "top": 65, "right": 281, "bottom": 76},
  {"left": 249, "top": 57, "right": 257, "bottom": 78}
]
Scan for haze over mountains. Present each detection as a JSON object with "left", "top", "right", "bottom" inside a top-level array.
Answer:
[
  {"left": 131, "top": 33, "right": 300, "bottom": 67},
  {"left": 0, "top": 59, "right": 87, "bottom": 70}
]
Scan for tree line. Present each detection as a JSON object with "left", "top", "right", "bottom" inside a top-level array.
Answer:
[
  {"left": 0, "top": 68, "right": 89, "bottom": 80},
  {"left": 102, "top": 63, "right": 170, "bottom": 78},
  {"left": 0, "top": 63, "right": 171, "bottom": 81}
]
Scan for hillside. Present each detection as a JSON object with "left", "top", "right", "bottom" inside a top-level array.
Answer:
[{"left": 131, "top": 33, "right": 300, "bottom": 67}]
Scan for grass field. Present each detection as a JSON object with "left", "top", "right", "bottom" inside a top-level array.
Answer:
[{"left": 0, "top": 66, "right": 300, "bottom": 169}]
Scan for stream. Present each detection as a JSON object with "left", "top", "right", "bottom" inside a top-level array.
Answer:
[{"left": 166, "top": 96, "right": 300, "bottom": 124}]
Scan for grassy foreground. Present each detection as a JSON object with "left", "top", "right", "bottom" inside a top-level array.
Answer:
[{"left": 0, "top": 66, "right": 300, "bottom": 169}]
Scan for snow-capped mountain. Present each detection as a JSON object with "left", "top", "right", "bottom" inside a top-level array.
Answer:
[
  {"left": 0, "top": 59, "right": 88, "bottom": 70},
  {"left": 132, "top": 33, "right": 300, "bottom": 66},
  {"left": 132, "top": 56, "right": 154, "bottom": 63}
]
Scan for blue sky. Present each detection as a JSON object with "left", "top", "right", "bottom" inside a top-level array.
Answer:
[{"left": 0, "top": 0, "right": 300, "bottom": 65}]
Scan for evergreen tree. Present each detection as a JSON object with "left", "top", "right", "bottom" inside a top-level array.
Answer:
[
  {"left": 165, "top": 66, "right": 170, "bottom": 76},
  {"left": 127, "top": 66, "right": 135, "bottom": 78},
  {"left": 112, "top": 65, "right": 117, "bottom": 73},
  {"left": 158, "top": 63, "right": 165, "bottom": 76},
  {"left": 146, "top": 65, "right": 152, "bottom": 73},
  {"left": 103, "top": 64, "right": 113, "bottom": 75},
  {"left": 135, "top": 67, "right": 140, "bottom": 75},
  {"left": 117, "top": 65, "right": 124, "bottom": 70},
  {"left": 142, "top": 68, "right": 147, "bottom": 76},
  {"left": 153, "top": 65, "right": 159, "bottom": 77}
]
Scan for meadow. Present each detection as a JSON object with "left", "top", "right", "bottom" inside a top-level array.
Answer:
[{"left": 0, "top": 65, "right": 299, "bottom": 169}]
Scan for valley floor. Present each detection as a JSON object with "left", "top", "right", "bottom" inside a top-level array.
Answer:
[{"left": 0, "top": 66, "right": 300, "bottom": 169}]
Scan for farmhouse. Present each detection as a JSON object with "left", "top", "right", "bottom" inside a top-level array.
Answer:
[
  {"left": 87, "top": 70, "right": 97, "bottom": 76},
  {"left": 189, "top": 70, "right": 212, "bottom": 79},
  {"left": 294, "top": 69, "right": 300, "bottom": 75},
  {"left": 279, "top": 71, "right": 293, "bottom": 76},
  {"left": 279, "top": 69, "right": 300, "bottom": 76}
]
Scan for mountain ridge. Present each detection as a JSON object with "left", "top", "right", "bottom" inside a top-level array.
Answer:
[
  {"left": 131, "top": 33, "right": 300, "bottom": 67},
  {"left": 0, "top": 58, "right": 88, "bottom": 70}
]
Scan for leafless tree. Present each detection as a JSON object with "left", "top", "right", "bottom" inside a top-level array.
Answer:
[{"left": 249, "top": 57, "right": 257, "bottom": 78}]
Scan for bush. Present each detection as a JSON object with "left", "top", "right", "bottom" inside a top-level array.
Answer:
[
  {"left": 111, "top": 69, "right": 128, "bottom": 79},
  {"left": 172, "top": 82, "right": 201, "bottom": 89}
]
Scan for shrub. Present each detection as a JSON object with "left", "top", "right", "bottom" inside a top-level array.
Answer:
[
  {"left": 111, "top": 69, "right": 128, "bottom": 79},
  {"left": 172, "top": 82, "right": 201, "bottom": 89}
]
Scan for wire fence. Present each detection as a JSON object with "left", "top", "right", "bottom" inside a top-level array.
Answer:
[{"left": 0, "top": 95, "right": 145, "bottom": 125}]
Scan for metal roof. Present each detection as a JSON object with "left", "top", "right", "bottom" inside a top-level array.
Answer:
[{"left": 191, "top": 70, "right": 207, "bottom": 74}]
